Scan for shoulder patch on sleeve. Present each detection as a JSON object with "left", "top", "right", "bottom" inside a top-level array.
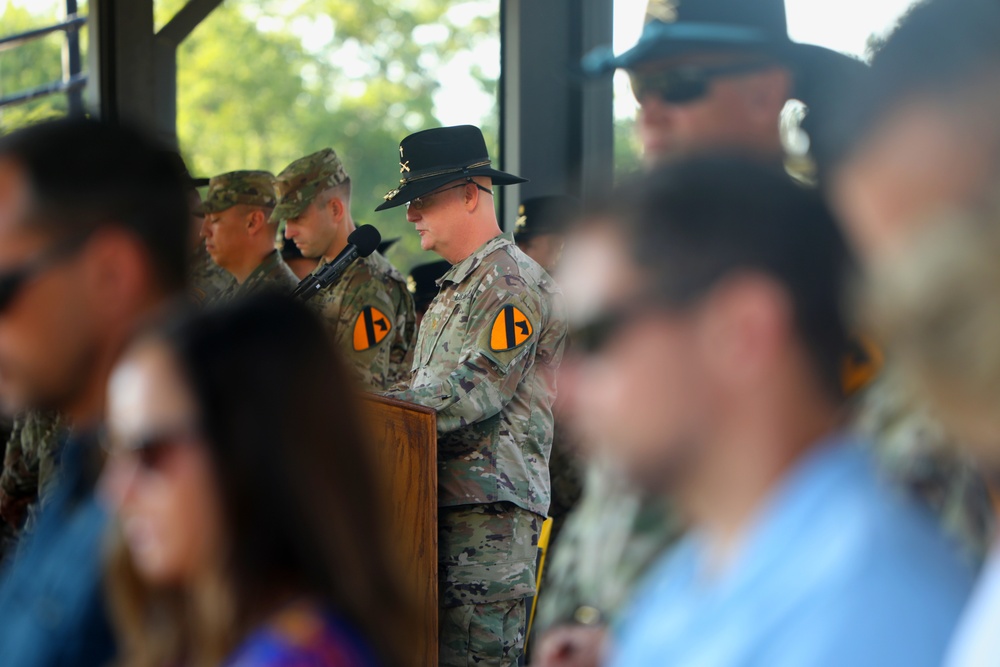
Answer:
[
  {"left": 353, "top": 305, "right": 392, "bottom": 351},
  {"left": 490, "top": 304, "right": 534, "bottom": 352}
]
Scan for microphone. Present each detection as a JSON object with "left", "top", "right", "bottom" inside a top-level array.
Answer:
[{"left": 292, "top": 225, "right": 382, "bottom": 302}]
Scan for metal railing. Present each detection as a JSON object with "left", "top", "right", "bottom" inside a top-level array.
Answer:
[{"left": 0, "top": 0, "right": 87, "bottom": 115}]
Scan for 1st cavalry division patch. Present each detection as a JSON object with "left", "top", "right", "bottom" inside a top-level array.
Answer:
[
  {"left": 490, "top": 304, "right": 533, "bottom": 352},
  {"left": 353, "top": 305, "right": 392, "bottom": 351}
]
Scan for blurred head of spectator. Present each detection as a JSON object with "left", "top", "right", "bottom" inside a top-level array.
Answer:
[
  {"left": 101, "top": 294, "right": 413, "bottom": 667},
  {"left": 829, "top": 0, "right": 1000, "bottom": 265},
  {"left": 0, "top": 119, "right": 189, "bottom": 425},
  {"left": 559, "top": 156, "right": 852, "bottom": 486}
]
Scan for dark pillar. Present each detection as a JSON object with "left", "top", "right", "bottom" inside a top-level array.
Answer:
[{"left": 500, "top": 0, "right": 614, "bottom": 231}]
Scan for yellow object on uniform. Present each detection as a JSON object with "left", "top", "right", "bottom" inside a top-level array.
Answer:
[{"left": 524, "top": 516, "right": 554, "bottom": 656}]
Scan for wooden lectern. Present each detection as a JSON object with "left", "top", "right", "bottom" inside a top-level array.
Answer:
[{"left": 364, "top": 395, "right": 439, "bottom": 666}]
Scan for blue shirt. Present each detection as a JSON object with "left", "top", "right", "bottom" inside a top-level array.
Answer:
[
  {"left": 0, "top": 434, "right": 115, "bottom": 667},
  {"left": 610, "top": 435, "right": 976, "bottom": 667}
]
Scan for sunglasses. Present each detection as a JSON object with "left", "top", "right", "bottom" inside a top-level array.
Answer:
[
  {"left": 406, "top": 180, "right": 494, "bottom": 211},
  {"left": 0, "top": 233, "right": 91, "bottom": 314},
  {"left": 628, "top": 60, "right": 776, "bottom": 105},
  {"left": 570, "top": 301, "right": 664, "bottom": 356},
  {"left": 102, "top": 425, "right": 202, "bottom": 474}
]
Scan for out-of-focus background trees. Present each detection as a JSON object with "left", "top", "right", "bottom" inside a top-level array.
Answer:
[{"left": 0, "top": 0, "right": 503, "bottom": 273}]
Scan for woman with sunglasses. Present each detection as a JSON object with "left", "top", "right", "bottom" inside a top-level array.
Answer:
[{"left": 99, "top": 294, "right": 414, "bottom": 667}]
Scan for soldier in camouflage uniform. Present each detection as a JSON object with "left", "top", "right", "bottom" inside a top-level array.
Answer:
[
  {"left": 200, "top": 170, "right": 297, "bottom": 302},
  {"left": 0, "top": 411, "right": 63, "bottom": 563},
  {"left": 178, "top": 164, "right": 235, "bottom": 305},
  {"left": 377, "top": 125, "right": 568, "bottom": 666},
  {"left": 190, "top": 241, "right": 234, "bottom": 305},
  {"left": 274, "top": 149, "right": 415, "bottom": 391}
]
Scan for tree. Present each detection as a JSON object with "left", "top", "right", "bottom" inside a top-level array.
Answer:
[
  {"left": 159, "top": 0, "right": 501, "bottom": 274},
  {"left": 0, "top": 2, "right": 88, "bottom": 133}
]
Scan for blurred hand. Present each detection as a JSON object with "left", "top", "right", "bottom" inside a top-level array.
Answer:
[{"left": 533, "top": 624, "right": 608, "bottom": 667}]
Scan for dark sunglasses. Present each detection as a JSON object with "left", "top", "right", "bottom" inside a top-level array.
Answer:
[
  {"left": 571, "top": 301, "right": 664, "bottom": 356},
  {"left": 628, "top": 60, "right": 776, "bottom": 105},
  {"left": 0, "top": 233, "right": 91, "bottom": 314},
  {"left": 406, "top": 179, "right": 494, "bottom": 211},
  {"left": 102, "top": 425, "right": 202, "bottom": 473}
]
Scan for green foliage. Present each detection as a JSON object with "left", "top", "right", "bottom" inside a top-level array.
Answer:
[
  {"left": 157, "top": 0, "right": 500, "bottom": 274},
  {"left": 614, "top": 114, "right": 643, "bottom": 181},
  {"left": 0, "top": 1, "right": 89, "bottom": 133}
]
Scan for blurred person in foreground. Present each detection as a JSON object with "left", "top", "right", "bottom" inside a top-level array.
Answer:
[
  {"left": 828, "top": 0, "right": 1000, "bottom": 562},
  {"left": 0, "top": 119, "right": 192, "bottom": 666},
  {"left": 825, "top": 0, "right": 1000, "bottom": 664},
  {"left": 100, "top": 294, "right": 413, "bottom": 667},
  {"left": 576, "top": 157, "right": 974, "bottom": 666},
  {"left": 534, "top": 0, "right": 869, "bottom": 661},
  {"left": 378, "top": 125, "right": 567, "bottom": 666},
  {"left": 276, "top": 148, "right": 415, "bottom": 391},
  {"left": 200, "top": 170, "right": 297, "bottom": 302}
]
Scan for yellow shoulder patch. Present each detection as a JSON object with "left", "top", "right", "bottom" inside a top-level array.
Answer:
[
  {"left": 841, "top": 335, "right": 884, "bottom": 396},
  {"left": 353, "top": 305, "right": 392, "bottom": 351},
  {"left": 490, "top": 304, "right": 533, "bottom": 352}
]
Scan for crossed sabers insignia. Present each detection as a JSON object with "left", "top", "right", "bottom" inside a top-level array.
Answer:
[{"left": 400, "top": 161, "right": 410, "bottom": 173}]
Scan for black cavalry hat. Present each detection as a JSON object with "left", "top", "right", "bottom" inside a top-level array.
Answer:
[
  {"left": 582, "top": 0, "right": 861, "bottom": 84},
  {"left": 514, "top": 195, "right": 580, "bottom": 242},
  {"left": 375, "top": 125, "right": 526, "bottom": 212}
]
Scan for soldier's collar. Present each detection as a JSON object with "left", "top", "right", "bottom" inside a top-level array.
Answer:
[{"left": 439, "top": 234, "right": 512, "bottom": 286}]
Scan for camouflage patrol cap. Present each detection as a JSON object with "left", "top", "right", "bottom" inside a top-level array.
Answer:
[
  {"left": 202, "top": 170, "right": 278, "bottom": 214},
  {"left": 272, "top": 148, "right": 350, "bottom": 223}
]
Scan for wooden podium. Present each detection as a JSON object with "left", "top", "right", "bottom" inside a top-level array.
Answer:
[{"left": 364, "top": 395, "right": 438, "bottom": 666}]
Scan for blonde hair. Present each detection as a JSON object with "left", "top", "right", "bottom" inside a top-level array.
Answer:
[{"left": 105, "top": 527, "right": 237, "bottom": 667}]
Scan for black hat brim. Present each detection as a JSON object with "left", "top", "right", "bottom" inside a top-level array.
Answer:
[
  {"left": 582, "top": 21, "right": 862, "bottom": 82},
  {"left": 375, "top": 167, "right": 527, "bottom": 212}
]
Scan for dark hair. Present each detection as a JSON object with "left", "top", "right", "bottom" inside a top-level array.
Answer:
[
  {"left": 620, "top": 155, "right": 855, "bottom": 398},
  {"left": 154, "top": 294, "right": 412, "bottom": 664},
  {"left": 823, "top": 0, "right": 1000, "bottom": 170},
  {"left": 0, "top": 118, "right": 190, "bottom": 292}
]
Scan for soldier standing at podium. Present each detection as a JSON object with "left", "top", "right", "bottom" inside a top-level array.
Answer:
[{"left": 378, "top": 125, "right": 568, "bottom": 666}]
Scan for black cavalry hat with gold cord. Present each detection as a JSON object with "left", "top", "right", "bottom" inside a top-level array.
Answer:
[
  {"left": 375, "top": 125, "right": 526, "bottom": 212},
  {"left": 582, "top": 0, "right": 858, "bottom": 78}
]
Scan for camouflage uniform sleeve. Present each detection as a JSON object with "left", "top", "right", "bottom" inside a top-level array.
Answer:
[
  {"left": 330, "top": 267, "right": 399, "bottom": 391},
  {"left": 0, "top": 416, "right": 34, "bottom": 528},
  {"left": 386, "top": 276, "right": 548, "bottom": 433}
]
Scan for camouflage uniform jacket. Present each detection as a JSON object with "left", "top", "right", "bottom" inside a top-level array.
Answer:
[
  {"left": 534, "top": 463, "right": 682, "bottom": 636},
  {"left": 0, "top": 411, "right": 64, "bottom": 562},
  {"left": 309, "top": 250, "right": 415, "bottom": 391},
  {"left": 386, "top": 235, "right": 568, "bottom": 516},
  {"left": 190, "top": 241, "right": 234, "bottom": 305},
  {"left": 213, "top": 250, "right": 298, "bottom": 303}
]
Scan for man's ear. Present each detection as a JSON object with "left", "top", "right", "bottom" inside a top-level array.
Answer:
[
  {"left": 327, "top": 196, "right": 344, "bottom": 221},
  {"left": 699, "top": 274, "right": 792, "bottom": 388},
  {"left": 745, "top": 67, "right": 792, "bottom": 123},
  {"left": 246, "top": 209, "right": 266, "bottom": 236}
]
